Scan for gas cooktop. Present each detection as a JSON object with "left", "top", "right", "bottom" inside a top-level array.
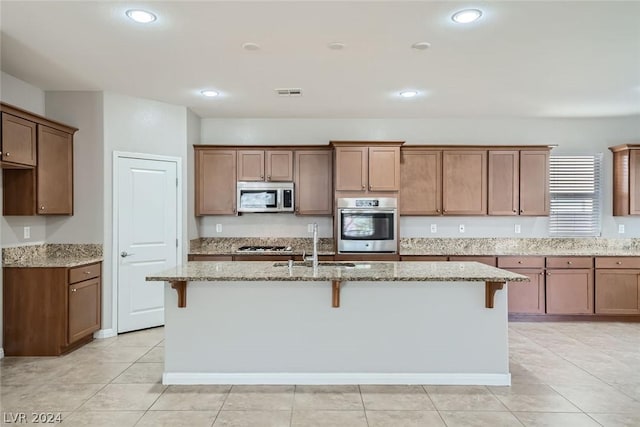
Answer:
[{"left": 236, "top": 245, "right": 292, "bottom": 252}]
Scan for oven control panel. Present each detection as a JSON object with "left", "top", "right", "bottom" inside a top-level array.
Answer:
[{"left": 355, "top": 199, "right": 379, "bottom": 207}]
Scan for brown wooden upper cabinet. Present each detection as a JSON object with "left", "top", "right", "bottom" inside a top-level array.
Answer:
[
  {"left": 294, "top": 149, "right": 333, "bottom": 215},
  {"left": 488, "top": 149, "right": 550, "bottom": 216},
  {"left": 609, "top": 144, "right": 640, "bottom": 216},
  {"left": 1, "top": 112, "right": 37, "bottom": 167},
  {"left": 332, "top": 141, "right": 403, "bottom": 192},
  {"left": 195, "top": 147, "right": 237, "bottom": 215},
  {"left": 237, "top": 149, "right": 293, "bottom": 182},
  {"left": 442, "top": 150, "right": 487, "bottom": 215},
  {"left": 400, "top": 149, "right": 442, "bottom": 215},
  {"left": 2, "top": 103, "right": 76, "bottom": 216}
]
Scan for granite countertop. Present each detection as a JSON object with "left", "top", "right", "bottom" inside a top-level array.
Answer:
[
  {"left": 2, "top": 244, "right": 103, "bottom": 268},
  {"left": 400, "top": 238, "right": 640, "bottom": 256},
  {"left": 190, "top": 237, "right": 336, "bottom": 256},
  {"left": 147, "top": 261, "right": 528, "bottom": 283}
]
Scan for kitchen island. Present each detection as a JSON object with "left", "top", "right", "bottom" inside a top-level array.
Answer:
[{"left": 147, "top": 261, "right": 526, "bottom": 386}]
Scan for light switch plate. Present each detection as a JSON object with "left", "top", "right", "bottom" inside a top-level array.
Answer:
[
  {"left": 618, "top": 224, "right": 625, "bottom": 234},
  {"left": 514, "top": 224, "right": 521, "bottom": 234},
  {"left": 430, "top": 224, "right": 437, "bottom": 233},
  {"left": 459, "top": 224, "right": 465, "bottom": 233},
  {"left": 216, "top": 224, "right": 222, "bottom": 233},
  {"left": 23, "top": 226, "right": 30, "bottom": 239}
]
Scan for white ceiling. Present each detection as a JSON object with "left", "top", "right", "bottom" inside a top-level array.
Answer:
[{"left": 1, "top": 1, "right": 639, "bottom": 119}]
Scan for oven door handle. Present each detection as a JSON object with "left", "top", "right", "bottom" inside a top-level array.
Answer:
[{"left": 339, "top": 209, "right": 396, "bottom": 214}]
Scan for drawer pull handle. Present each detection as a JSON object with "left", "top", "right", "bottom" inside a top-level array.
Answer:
[
  {"left": 71, "top": 288, "right": 77, "bottom": 292},
  {"left": 85, "top": 271, "right": 91, "bottom": 274}
]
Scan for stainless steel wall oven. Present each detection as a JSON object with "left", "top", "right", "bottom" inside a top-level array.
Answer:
[{"left": 336, "top": 197, "right": 397, "bottom": 253}]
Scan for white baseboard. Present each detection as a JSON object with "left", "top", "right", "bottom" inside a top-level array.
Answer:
[
  {"left": 0, "top": 348, "right": 4, "bottom": 359},
  {"left": 163, "top": 372, "right": 511, "bottom": 386},
  {"left": 94, "top": 328, "right": 117, "bottom": 339}
]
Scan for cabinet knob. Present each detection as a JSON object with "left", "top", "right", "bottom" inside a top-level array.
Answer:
[
  {"left": 361, "top": 185, "right": 365, "bottom": 189},
  {"left": 513, "top": 209, "right": 517, "bottom": 213},
  {"left": 267, "top": 175, "right": 271, "bottom": 181},
  {"left": 520, "top": 209, "right": 524, "bottom": 213},
  {"left": 85, "top": 271, "right": 91, "bottom": 274},
  {"left": 547, "top": 273, "right": 551, "bottom": 276},
  {"left": 436, "top": 209, "right": 440, "bottom": 213},
  {"left": 5, "top": 152, "right": 9, "bottom": 157},
  {"left": 71, "top": 288, "right": 77, "bottom": 292},
  {"left": 518, "top": 261, "right": 523, "bottom": 264},
  {"left": 616, "top": 261, "right": 622, "bottom": 265},
  {"left": 40, "top": 206, "right": 45, "bottom": 210},
  {"left": 260, "top": 175, "right": 264, "bottom": 179},
  {"left": 567, "top": 261, "right": 572, "bottom": 265}
]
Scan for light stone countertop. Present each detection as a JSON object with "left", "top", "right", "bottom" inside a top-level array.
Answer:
[
  {"left": 2, "top": 244, "right": 103, "bottom": 268},
  {"left": 147, "top": 261, "right": 528, "bottom": 283},
  {"left": 189, "top": 237, "right": 335, "bottom": 256}
]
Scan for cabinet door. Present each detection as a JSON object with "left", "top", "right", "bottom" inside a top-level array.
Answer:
[
  {"left": 295, "top": 150, "right": 333, "bottom": 215},
  {"left": 237, "top": 150, "right": 265, "bottom": 181},
  {"left": 442, "top": 151, "right": 487, "bottom": 215},
  {"left": 37, "top": 125, "right": 73, "bottom": 214},
  {"left": 68, "top": 277, "right": 101, "bottom": 344},
  {"left": 369, "top": 146, "right": 400, "bottom": 191},
  {"left": 520, "top": 151, "right": 549, "bottom": 216},
  {"left": 630, "top": 150, "right": 640, "bottom": 215},
  {"left": 595, "top": 269, "right": 640, "bottom": 314},
  {"left": 506, "top": 269, "right": 545, "bottom": 314},
  {"left": 400, "top": 150, "right": 441, "bottom": 215},
  {"left": 546, "top": 269, "right": 594, "bottom": 314},
  {"left": 488, "top": 151, "right": 519, "bottom": 215},
  {"left": 1, "top": 113, "right": 37, "bottom": 166},
  {"left": 335, "top": 146, "right": 367, "bottom": 191},
  {"left": 266, "top": 150, "right": 293, "bottom": 182},
  {"left": 195, "top": 149, "right": 237, "bottom": 215}
]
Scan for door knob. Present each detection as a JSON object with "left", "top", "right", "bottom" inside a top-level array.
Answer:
[{"left": 120, "top": 251, "right": 135, "bottom": 258}]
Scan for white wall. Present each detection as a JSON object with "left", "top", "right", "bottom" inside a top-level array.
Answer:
[
  {"left": 102, "top": 92, "right": 188, "bottom": 332},
  {"left": 45, "top": 91, "right": 104, "bottom": 243},
  {"left": 200, "top": 116, "right": 640, "bottom": 238}
]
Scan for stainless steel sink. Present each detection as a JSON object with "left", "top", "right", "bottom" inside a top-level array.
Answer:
[{"left": 273, "top": 261, "right": 356, "bottom": 268}]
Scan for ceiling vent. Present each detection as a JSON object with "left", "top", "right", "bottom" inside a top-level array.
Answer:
[{"left": 275, "top": 88, "right": 302, "bottom": 97}]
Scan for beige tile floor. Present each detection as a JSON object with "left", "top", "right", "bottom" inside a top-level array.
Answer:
[{"left": 1, "top": 322, "right": 639, "bottom": 426}]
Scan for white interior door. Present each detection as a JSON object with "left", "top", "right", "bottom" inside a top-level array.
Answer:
[{"left": 117, "top": 156, "right": 179, "bottom": 333}]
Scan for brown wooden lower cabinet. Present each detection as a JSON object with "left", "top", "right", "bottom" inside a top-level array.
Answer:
[
  {"left": 595, "top": 269, "right": 640, "bottom": 314},
  {"left": 507, "top": 270, "right": 545, "bottom": 314},
  {"left": 3, "top": 262, "right": 101, "bottom": 356},
  {"left": 545, "top": 269, "right": 594, "bottom": 314}
]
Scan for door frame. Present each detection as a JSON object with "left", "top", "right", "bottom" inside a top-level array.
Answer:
[{"left": 112, "top": 151, "right": 183, "bottom": 335}]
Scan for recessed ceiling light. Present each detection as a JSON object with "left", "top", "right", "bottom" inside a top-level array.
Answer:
[
  {"left": 201, "top": 90, "right": 219, "bottom": 98},
  {"left": 328, "top": 42, "right": 346, "bottom": 50},
  {"left": 126, "top": 9, "right": 157, "bottom": 24},
  {"left": 411, "top": 41, "right": 431, "bottom": 51},
  {"left": 400, "top": 91, "right": 418, "bottom": 98},
  {"left": 451, "top": 9, "right": 483, "bottom": 24},
  {"left": 242, "top": 42, "right": 261, "bottom": 51}
]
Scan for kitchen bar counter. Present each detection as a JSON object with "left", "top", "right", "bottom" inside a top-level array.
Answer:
[
  {"left": 2, "top": 243, "right": 103, "bottom": 268},
  {"left": 148, "top": 261, "right": 524, "bottom": 386}
]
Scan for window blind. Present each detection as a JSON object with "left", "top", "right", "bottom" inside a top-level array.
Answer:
[{"left": 549, "top": 154, "right": 602, "bottom": 236}]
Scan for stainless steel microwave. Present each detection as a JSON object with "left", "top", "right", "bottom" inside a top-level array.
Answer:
[{"left": 236, "top": 181, "right": 294, "bottom": 213}]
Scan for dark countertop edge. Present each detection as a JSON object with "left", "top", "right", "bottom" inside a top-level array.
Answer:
[{"left": 3, "top": 257, "right": 104, "bottom": 268}]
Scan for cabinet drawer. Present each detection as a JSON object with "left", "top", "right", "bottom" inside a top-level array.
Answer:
[
  {"left": 188, "top": 255, "right": 233, "bottom": 261},
  {"left": 596, "top": 257, "right": 640, "bottom": 269},
  {"left": 69, "top": 263, "right": 101, "bottom": 283},
  {"left": 546, "top": 257, "right": 593, "bottom": 269},
  {"left": 497, "top": 256, "right": 545, "bottom": 269}
]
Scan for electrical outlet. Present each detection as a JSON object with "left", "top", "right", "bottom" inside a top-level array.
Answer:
[
  {"left": 618, "top": 224, "right": 625, "bottom": 234},
  {"left": 514, "top": 224, "right": 521, "bottom": 234},
  {"left": 308, "top": 224, "right": 314, "bottom": 233},
  {"left": 459, "top": 224, "right": 465, "bottom": 233},
  {"left": 215, "top": 224, "right": 222, "bottom": 233},
  {"left": 23, "top": 226, "right": 30, "bottom": 239},
  {"left": 430, "top": 224, "right": 437, "bottom": 233}
]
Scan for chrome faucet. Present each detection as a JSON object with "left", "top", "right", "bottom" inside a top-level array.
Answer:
[{"left": 303, "top": 223, "right": 319, "bottom": 269}]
